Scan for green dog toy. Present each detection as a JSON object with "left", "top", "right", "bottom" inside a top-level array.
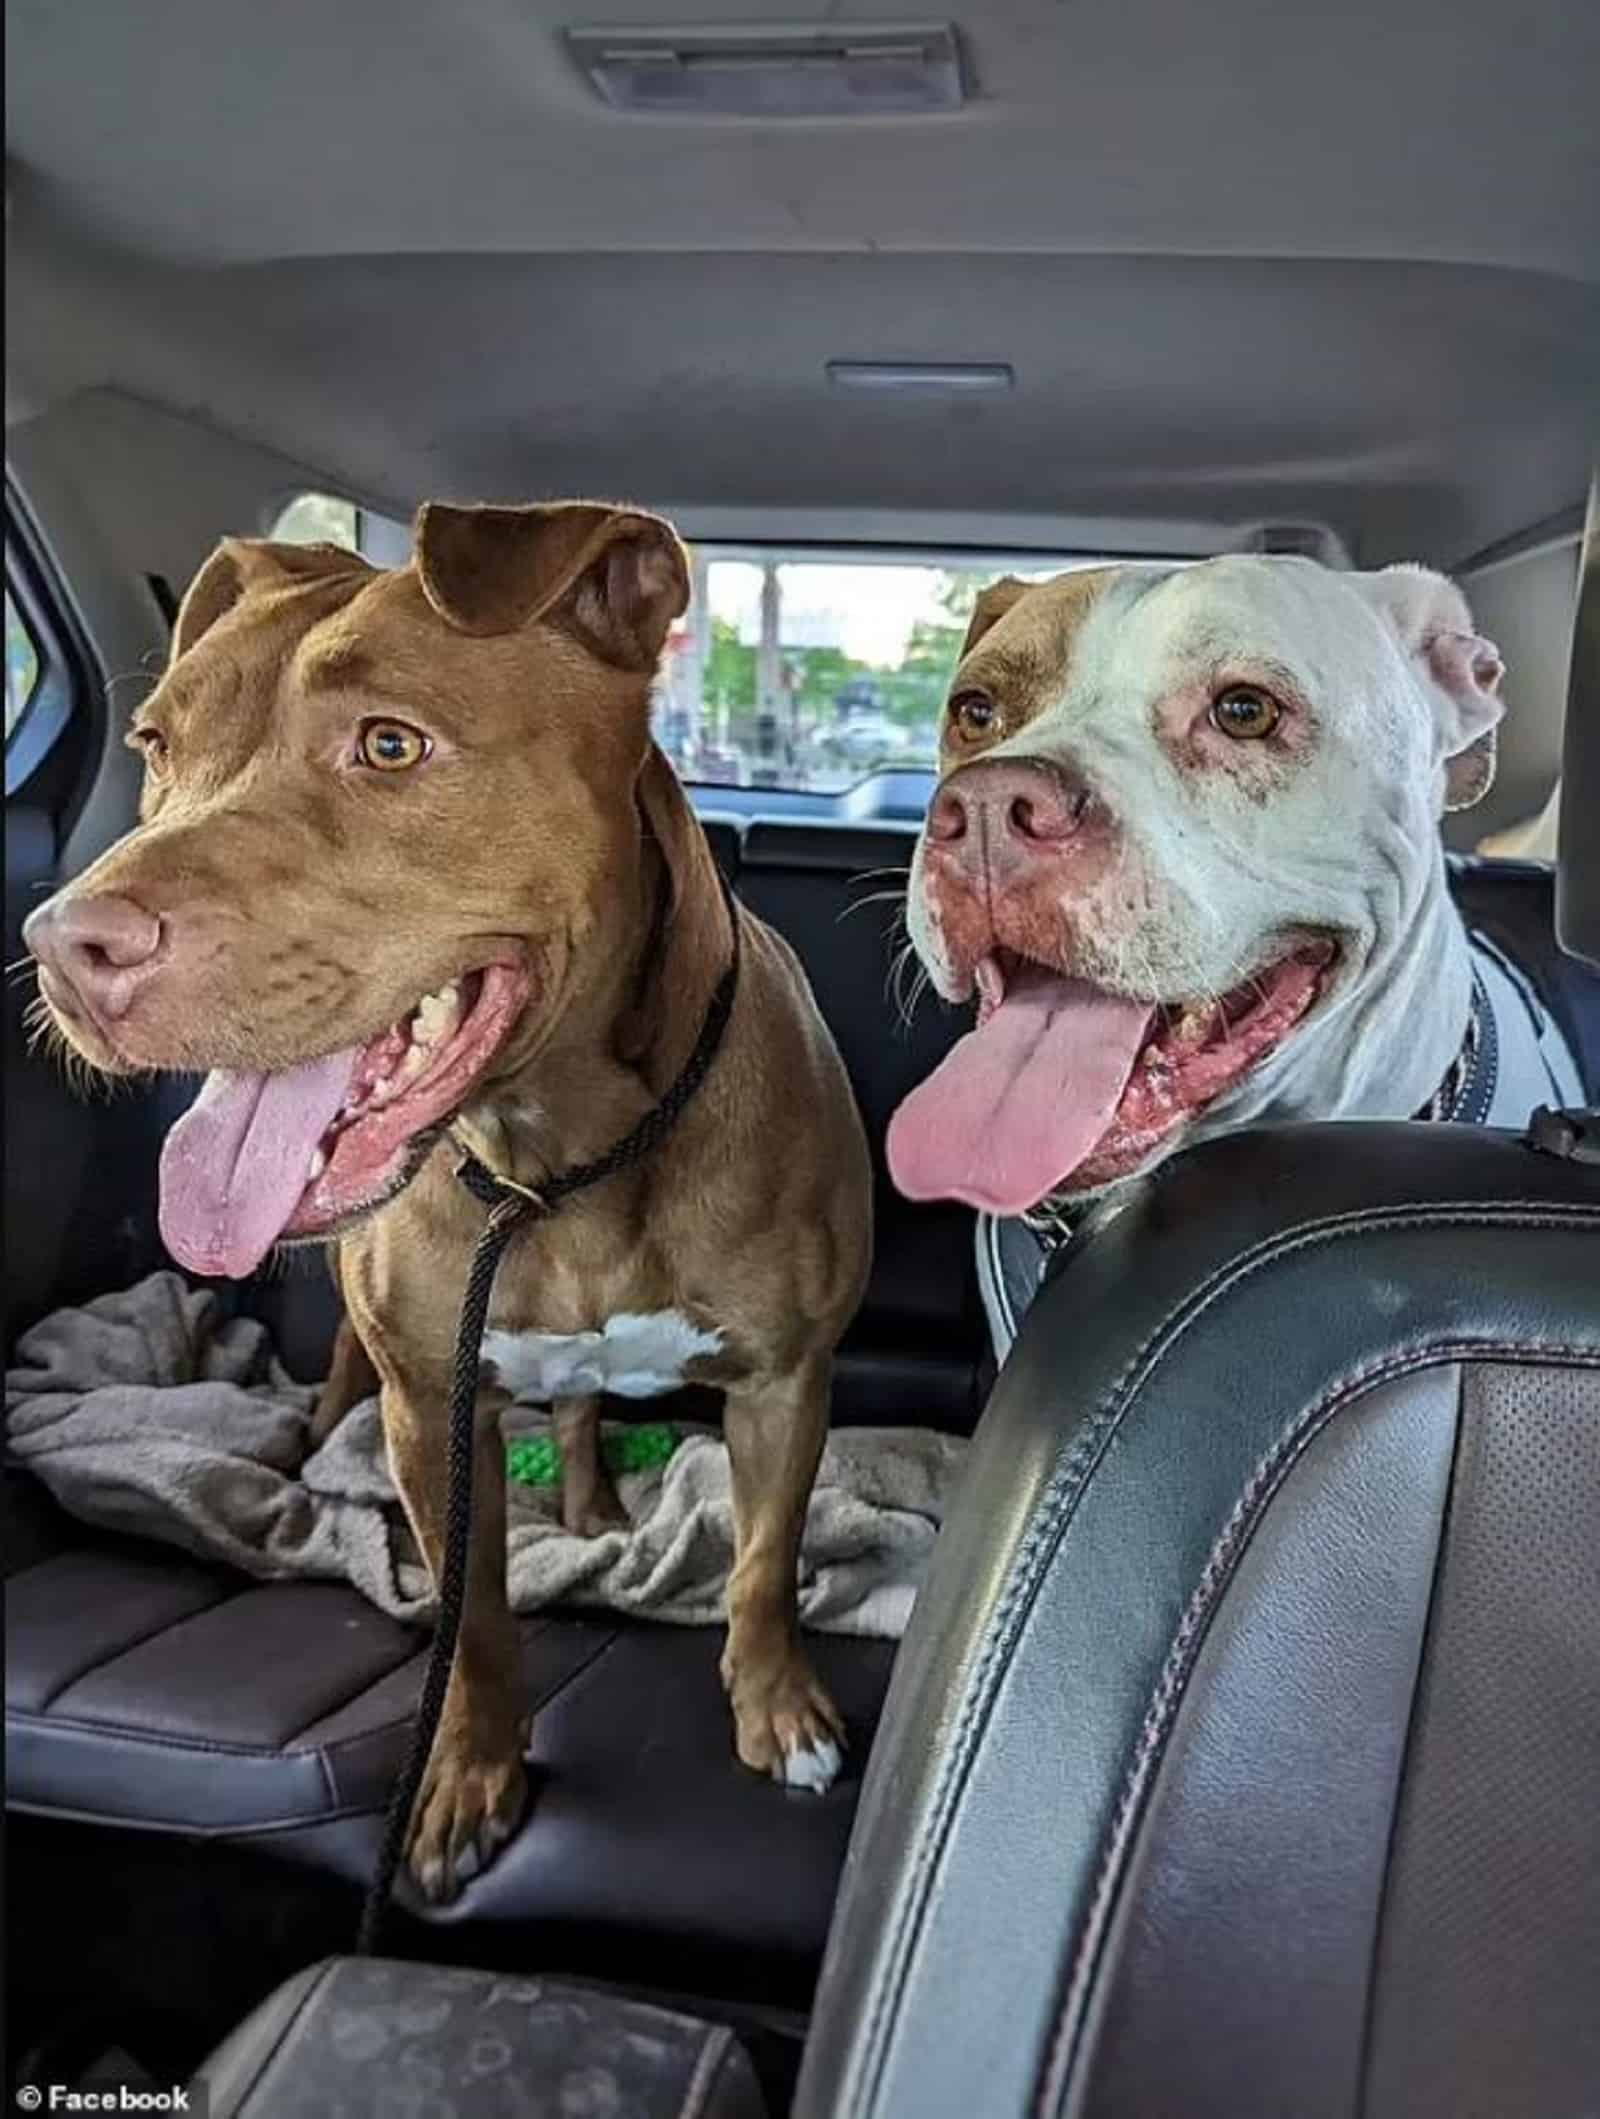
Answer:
[{"left": 507, "top": 1421, "right": 681, "bottom": 1490}]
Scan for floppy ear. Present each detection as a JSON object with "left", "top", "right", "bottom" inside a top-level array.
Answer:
[
  {"left": 169, "top": 538, "right": 370, "bottom": 662},
  {"left": 413, "top": 500, "right": 689, "bottom": 669},
  {"left": 959, "top": 575, "right": 1032, "bottom": 659},
  {"left": 1354, "top": 563, "right": 1506, "bottom": 811},
  {"left": 170, "top": 543, "right": 247, "bottom": 661}
]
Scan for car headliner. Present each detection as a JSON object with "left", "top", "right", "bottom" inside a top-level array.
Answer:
[{"left": 5, "top": 0, "right": 1599, "bottom": 563}]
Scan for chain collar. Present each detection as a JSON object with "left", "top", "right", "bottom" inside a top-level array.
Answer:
[{"left": 1412, "top": 969, "right": 1497, "bottom": 1125}]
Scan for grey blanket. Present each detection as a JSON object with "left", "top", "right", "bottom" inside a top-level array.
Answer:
[{"left": 5, "top": 1273, "right": 965, "bottom": 1639}]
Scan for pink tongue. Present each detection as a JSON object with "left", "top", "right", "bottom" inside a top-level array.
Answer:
[
  {"left": 158, "top": 1048, "right": 361, "bottom": 1279},
  {"left": 887, "top": 966, "right": 1153, "bottom": 1212}
]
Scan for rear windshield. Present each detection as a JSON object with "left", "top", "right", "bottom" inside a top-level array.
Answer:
[{"left": 661, "top": 546, "right": 1094, "bottom": 795}]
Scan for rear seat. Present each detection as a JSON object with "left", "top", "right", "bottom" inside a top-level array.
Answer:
[{"left": 3, "top": 814, "right": 981, "bottom": 2010}]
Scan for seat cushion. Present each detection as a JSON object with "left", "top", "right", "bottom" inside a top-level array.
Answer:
[
  {"left": 4, "top": 1507, "right": 896, "bottom": 2002},
  {"left": 198, "top": 1958, "right": 767, "bottom": 2118}
]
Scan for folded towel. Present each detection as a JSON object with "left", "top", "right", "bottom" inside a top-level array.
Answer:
[{"left": 6, "top": 1272, "right": 965, "bottom": 1640}]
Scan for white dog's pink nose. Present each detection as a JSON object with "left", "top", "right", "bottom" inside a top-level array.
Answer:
[{"left": 927, "top": 759, "right": 1102, "bottom": 881}]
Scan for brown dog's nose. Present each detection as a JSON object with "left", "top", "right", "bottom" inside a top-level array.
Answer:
[
  {"left": 927, "top": 759, "right": 1101, "bottom": 878},
  {"left": 23, "top": 892, "right": 165, "bottom": 1021}
]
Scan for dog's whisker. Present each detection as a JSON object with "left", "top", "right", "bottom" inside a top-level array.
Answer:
[
  {"left": 838, "top": 887, "right": 909, "bottom": 925},
  {"left": 885, "top": 938, "right": 932, "bottom": 1032}
]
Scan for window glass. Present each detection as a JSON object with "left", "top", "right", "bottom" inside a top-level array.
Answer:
[
  {"left": 658, "top": 549, "right": 1088, "bottom": 793},
  {"left": 5, "top": 555, "right": 83, "bottom": 800},
  {"left": 270, "top": 491, "right": 361, "bottom": 550},
  {"left": 5, "top": 589, "right": 41, "bottom": 743}
]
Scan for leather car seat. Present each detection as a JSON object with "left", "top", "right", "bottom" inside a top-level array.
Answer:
[{"left": 797, "top": 1121, "right": 1600, "bottom": 2119}]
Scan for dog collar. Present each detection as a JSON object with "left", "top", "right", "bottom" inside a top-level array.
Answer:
[{"left": 1413, "top": 970, "right": 1497, "bottom": 1125}]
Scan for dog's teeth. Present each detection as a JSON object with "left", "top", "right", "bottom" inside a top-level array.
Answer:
[
  {"left": 307, "top": 1146, "right": 327, "bottom": 1181},
  {"left": 414, "top": 982, "right": 463, "bottom": 1050}
]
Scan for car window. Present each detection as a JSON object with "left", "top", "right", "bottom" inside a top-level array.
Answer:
[
  {"left": 5, "top": 589, "right": 41, "bottom": 742},
  {"left": 664, "top": 548, "right": 1093, "bottom": 794},
  {"left": 4, "top": 544, "right": 82, "bottom": 801},
  {"left": 271, "top": 490, "right": 361, "bottom": 550}
]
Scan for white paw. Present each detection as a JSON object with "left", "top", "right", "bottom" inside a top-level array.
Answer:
[
  {"left": 408, "top": 1759, "right": 525, "bottom": 1904},
  {"left": 779, "top": 1735, "right": 843, "bottom": 1793}
]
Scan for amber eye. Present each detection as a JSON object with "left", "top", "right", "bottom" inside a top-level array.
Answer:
[
  {"left": 1209, "top": 685, "right": 1281, "bottom": 741},
  {"left": 129, "top": 726, "right": 169, "bottom": 772},
  {"left": 949, "top": 689, "right": 1000, "bottom": 742},
  {"left": 356, "top": 718, "right": 432, "bottom": 771}
]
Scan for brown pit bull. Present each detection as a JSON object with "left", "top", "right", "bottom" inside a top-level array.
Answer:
[{"left": 24, "top": 502, "right": 872, "bottom": 1899}]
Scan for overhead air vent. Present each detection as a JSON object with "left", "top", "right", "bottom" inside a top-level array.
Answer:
[{"left": 566, "top": 23, "right": 966, "bottom": 118}]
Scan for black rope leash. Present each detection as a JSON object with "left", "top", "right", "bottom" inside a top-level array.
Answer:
[{"left": 357, "top": 870, "right": 740, "bottom": 1954}]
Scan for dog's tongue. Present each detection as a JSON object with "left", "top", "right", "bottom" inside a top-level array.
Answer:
[
  {"left": 887, "top": 964, "right": 1152, "bottom": 1213},
  {"left": 158, "top": 1049, "right": 360, "bottom": 1279}
]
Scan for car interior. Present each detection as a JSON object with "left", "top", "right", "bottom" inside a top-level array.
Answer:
[{"left": 5, "top": 4, "right": 1599, "bottom": 2114}]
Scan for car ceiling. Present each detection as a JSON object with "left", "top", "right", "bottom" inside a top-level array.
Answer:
[{"left": 6, "top": 0, "right": 1599, "bottom": 563}]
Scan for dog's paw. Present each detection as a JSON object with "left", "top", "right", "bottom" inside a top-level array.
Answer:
[
  {"left": 727, "top": 1655, "right": 847, "bottom": 1795},
  {"left": 407, "top": 1744, "right": 527, "bottom": 1904}
]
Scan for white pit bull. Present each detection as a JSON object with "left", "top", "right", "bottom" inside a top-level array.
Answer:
[{"left": 885, "top": 556, "right": 1582, "bottom": 1354}]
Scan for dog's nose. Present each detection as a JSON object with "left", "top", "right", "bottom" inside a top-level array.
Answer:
[
  {"left": 23, "top": 892, "right": 165, "bottom": 1021},
  {"left": 927, "top": 759, "right": 1100, "bottom": 875}
]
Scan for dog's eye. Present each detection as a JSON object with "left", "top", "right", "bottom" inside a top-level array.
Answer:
[
  {"left": 1209, "top": 686, "right": 1281, "bottom": 741},
  {"left": 128, "top": 726, "right": 169, "bottom": 772},
  {"left": 356, "top": 719, "right": 432, "bottom": 772},
  {"left": 949, "top": 689, "right": 1000, "bottom": 743}
]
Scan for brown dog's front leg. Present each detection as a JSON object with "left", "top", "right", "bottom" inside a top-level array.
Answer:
[
  {"left": 309, "top": 1311, "right": 381, "bottom": 1447},
  {"left": 720, "top": 1358, "right": 845, "bottom": 1791},
  {"left": 553, "top": 1394, "right": 631, "bottom": 1537},
  {"left": 381, "top": 1367, "right": 527, "bottom": 1902},
  {"left": 308, "top": 1249, "right": 380, "bottom": 1447}
]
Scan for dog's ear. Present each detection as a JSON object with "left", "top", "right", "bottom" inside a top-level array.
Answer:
[
  {"left": 170, "top": 543, "right": 248, "bottom": 661},
  {"left": 413, "top": 501, "right": 689, "bottom": 669},
  {"left": 959, "top": 576, "right": 1032, "bottom": 659},
  {"left": 1354, "top": 563, "right": 1506, "bottom": 811},
  {"left": 169, "top": 538, "right": 370, "bottom": 662}
]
